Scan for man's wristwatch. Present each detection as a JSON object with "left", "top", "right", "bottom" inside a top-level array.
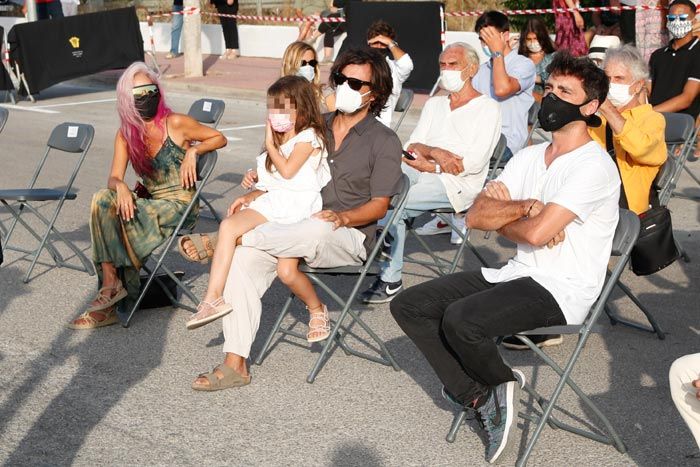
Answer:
[
  {"left": 434, "top": 164, "right": 442, "bottom": 174},
  {"left": 491, "top": 51, "right": 503, "bottom": 59},
  {"left": 389, "top": 40, "right": 398, "bottom": 49}
]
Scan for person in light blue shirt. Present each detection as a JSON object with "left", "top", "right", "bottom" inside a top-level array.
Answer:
[{"left": 473, "top": 11, "right": 536, "bottom": 162}]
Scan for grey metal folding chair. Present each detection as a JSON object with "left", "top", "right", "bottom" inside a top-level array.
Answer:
[
  {"left": 660, "top": 112, "right": 699, "bottom": 203},
  {"left": 526, "top": 101, "right": 550, "bottom": 144},
  {"left": 403, "top": 135, "right": 508, "bottom": 276},
  {"left": 391, "top": 88, "right": 414, "bottom": 133},
  {"left": 254, "top": 174, "right": 411, "bottom": 383},
  {"left": 187, "top": 98, "right": 225, "bottom": 223},
  {"left": 603, "top": 120, "right": 692, "bottom": 339},
  {"left": 446, "top": 209, "right": 639, "bottom": 466},
  {"left": 0, "top": 122, "right": 95, "bottom": 283},
  {"left": 119, "top": 151, "right": 219, "bottom": 327},
  {"left": 0, "top": 107, "right": 8, "bottom": 133}
]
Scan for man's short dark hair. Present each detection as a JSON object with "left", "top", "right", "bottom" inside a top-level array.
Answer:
[
  {"left": 367, "top": 20, "right": 396, "bottom": 41},
  {"left": 546, "top": 52, "right": 609, "bottom": 104},
  {"left": 668, "top": 0, "right": 696, "bottom": 12},
  {"left": 475, "top": 11, "right": 510, "bottom": 33},
  {"left": 330, "top": 48, "right": 393, "bottom": 117}
]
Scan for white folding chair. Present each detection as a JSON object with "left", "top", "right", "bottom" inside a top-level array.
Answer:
[
  {"left": 445, "top": 209, "right": 639, "bottom": 466},
  {"left": 0, "top": 122, "right": 95, "bottom": 283}
]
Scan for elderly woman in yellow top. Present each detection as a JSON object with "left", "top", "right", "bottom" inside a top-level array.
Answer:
[{"left": 589, "top": 45, "right": 667, "bottom": 214}]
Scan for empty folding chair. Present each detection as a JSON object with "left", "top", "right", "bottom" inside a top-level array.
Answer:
[
  {"left": 119, "top": 151, "right": 219, "bottom": 327},
  {"left": 445, "top": 209, "right": 639, "bottom": 466},
  {"left": 0, "top": 122, "right": 95, "bottom": 283},
  {"left": 187, "top": 98, "right": 226, "bottom": 223},
  {"left": 391, "top": 88, "right": 414, "bottom": 133},
  {"left": 254, "top": 174, "right": 411, "bottom": 383},
  {"left": 660, "top": 112, "right": 699, "bottom": 202},
  {"left": 403, "top": 135, "right": 508, "bottom": 275}
]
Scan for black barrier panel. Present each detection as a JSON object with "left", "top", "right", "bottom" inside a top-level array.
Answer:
[
  {"left": 8, "top": 7, "right": 144, "bottom": 94},
  {"left": 340, "top": 1, "right": 442, "bottom": 92},
  {"left": 0, "top": 26, "right": 13, "bottom": 91}
]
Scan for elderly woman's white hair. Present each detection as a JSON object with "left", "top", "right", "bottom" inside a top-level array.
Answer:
[
  {"left": 603, "top": 45, "right": 650, "bottom": 81},
  {"left": 440, "top": 42, "right": 480, "bottom": 69}
]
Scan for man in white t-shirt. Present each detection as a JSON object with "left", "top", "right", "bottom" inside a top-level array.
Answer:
[
  {"left": 473, "top": 10, "right": 536, "bottom": 161},
  {"left": 359, "top": 42, "right": 501, "bottom": 304},
  {"left": 366, "top": 20, "right": 414, "bottom": 128},
  {"left": 390, "top": 52, "right": 620, "bottom": 464}
]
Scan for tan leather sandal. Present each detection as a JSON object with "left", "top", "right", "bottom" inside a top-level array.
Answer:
[
  {"left": 191, "top": 364, "right": 251, "bottom": 391},
  {"left": 86, "top": 282, "right": 127, "bottom": 313},
  {"left": 186, "top": 297, "right": 233, "bottom": 330},
  {"left": 307, "top": 304, "right": 330, "bottom": 343},
  {"left": 67, "top": 306, "right": 118, "bottom": 330}
]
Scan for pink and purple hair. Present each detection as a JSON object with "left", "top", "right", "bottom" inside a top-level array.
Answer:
[{"left": 116, "top": 62, "right": 172, "bottom": 176}]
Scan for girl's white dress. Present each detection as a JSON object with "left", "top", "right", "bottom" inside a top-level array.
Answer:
[{"left": 247, "top": 128, "right": 330, "bottom": 224}]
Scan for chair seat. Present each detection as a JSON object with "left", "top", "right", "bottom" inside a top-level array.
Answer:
[
  {"left": 430, "top": 207, "right": 457, "bottom": 214},
  {"left": 300, "top": 261, "right": 382, "bottom": 276},
  {"left": 517, "top": 324, "right": 605, "bottom": 335},
  {"left": 0, "top": 188, "right": 77, "bottom": 202}
]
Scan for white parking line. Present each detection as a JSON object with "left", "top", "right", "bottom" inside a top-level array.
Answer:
[
  {"left": 218, "top": 124, "right": 266, "bottom": 132},
  {"left": 35, "top": 98, "right": 117, "bottom": 108},
  {"left": 0, "top": 104, "right": 59, "bottom": 114}
]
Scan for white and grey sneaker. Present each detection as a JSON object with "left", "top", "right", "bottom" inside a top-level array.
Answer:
[
  {"left": 359, "top": 278, "right": 403, "bottom": 304},
  {"left": 415, "top": 216, "right": 452, "bottom": 236}
]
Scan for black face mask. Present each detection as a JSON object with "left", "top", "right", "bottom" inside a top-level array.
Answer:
[
  {"left": 538, "top": 92, "right": 600, "bottom": 132},
  {"left": 135, "top": 90, "right": 160, "bottom": 120}
]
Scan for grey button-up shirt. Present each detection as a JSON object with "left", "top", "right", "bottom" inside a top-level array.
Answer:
[{"left": 321, "top": 112, "right": 403, "bottom": 254}]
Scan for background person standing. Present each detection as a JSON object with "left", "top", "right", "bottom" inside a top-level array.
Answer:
[
  {"left": 166, "top": 0, "right": 184, "bottom": 59},
  {"left": 212, "top": 0, "right": 240, "bottom": 60}
]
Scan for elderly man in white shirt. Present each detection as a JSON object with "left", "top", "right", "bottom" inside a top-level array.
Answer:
[
  {"left": 360, "top": 42, "right": 501, "bottom": 304},
  {"left": 366, "top": 20, "right": 414, "bottom": 127}
]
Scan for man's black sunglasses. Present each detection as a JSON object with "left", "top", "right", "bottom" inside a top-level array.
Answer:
[
  {"left": 332, "top": 71, "right": 372, "bottom": 91},
  {"left": 300, "top": 59, "right": 318, "bottom": 67}
]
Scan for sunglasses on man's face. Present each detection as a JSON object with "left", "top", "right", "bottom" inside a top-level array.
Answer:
[
  {"left": 300, "top": 59, "right": 318, "bottom": 67},
  {"left": 332, "top": 71, "right": 371, "bottom": 91},
  {"left": 667, "top": 13, "right": 690, "bottom": 21},
  {"left": 132, "top": 84, "right": 159, "bottom": 98}
]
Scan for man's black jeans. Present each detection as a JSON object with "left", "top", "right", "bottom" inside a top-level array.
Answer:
[{"left": 390, "top": 271, "right": 566, "bottom": 405}]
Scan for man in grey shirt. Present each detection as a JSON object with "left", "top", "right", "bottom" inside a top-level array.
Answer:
[{"left": 190, "top": 49, "right": 403, "bottom": 391}]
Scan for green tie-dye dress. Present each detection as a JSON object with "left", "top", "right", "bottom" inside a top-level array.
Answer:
[{"left": 90, "top": 135, "right": 199, "bottom": 302}]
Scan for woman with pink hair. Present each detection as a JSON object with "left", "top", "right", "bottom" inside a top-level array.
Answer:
[{"left": 68, "top": 62, "right": 227, "bottom": 330}]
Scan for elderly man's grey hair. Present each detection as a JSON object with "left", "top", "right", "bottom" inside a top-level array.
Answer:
[
  {"left": 440, "top": 42, "right": 480, "bottom": 69},
  {"left": 603, "top": 45, "right": 649, "bottom": 81}
]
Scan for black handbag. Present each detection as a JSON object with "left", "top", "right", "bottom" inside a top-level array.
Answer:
[
  {"left": 139, "top": 271, "right": 184, "bottom": 309},
  {"left": 605, "top": 125, "right": 679, "bottom": 276},
  {"left": 630, "top": 206, "right": 680, "bottom": 276}
]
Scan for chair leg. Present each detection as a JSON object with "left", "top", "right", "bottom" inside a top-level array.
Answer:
[
  {"left": 307, "top": 302, "right": 351, "bottom": 383},
  {"left": 446, "top": 410, "right": 468, "bottom": 443},
  {"left": 608, "top": 280, "right": 666, "bottom": 340},
  {"left": 676, "top": 237, "right": 690, "bottom": 263},
  {"left": 254, "top": 294, "right": 294, "bottom": 366},
  {"left": 200, "top": 195, "right": 222, "bottom": 223}
]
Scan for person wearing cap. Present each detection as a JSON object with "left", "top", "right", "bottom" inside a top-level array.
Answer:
[
  {"left": 648, "top": 0, "right": 700, "bottom": 118},
  {"left": 588, "top": 34, "right": 621, "bottom": 67}
]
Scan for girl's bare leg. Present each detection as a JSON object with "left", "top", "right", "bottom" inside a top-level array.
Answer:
[
  {"left": 202, "top": 209, "right": 267, "bottom": 303},
  {"left": 277, "top": 258, "right": 329, "bottom": 341}
]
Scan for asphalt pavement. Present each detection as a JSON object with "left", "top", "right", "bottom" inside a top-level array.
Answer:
[{"left": 0, "top": 78, "right": 698, "bottom": 466}]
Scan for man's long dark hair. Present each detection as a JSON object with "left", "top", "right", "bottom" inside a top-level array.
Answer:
[{"left": 330, "top": 49, "right": 393, "bottom": 117}]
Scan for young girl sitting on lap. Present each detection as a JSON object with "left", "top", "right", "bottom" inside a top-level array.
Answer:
[{"left": 185, "top": 76, "right": 332, "bottom": 343}]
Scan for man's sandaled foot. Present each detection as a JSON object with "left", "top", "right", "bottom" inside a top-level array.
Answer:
[
  {"left": 86, "top": 281, "right": 127, "bottom": 313},
  {"left": 178, "top": 233, "right": 217, "bottom": 263},
  {"left": 191, "top": 364, "right": 251, "bottom": 391},
  {"left": 307, "top": 304, "right": 330, "bottom": 343},
  {"left": 67, "top": 306, "right": 118, "bottom": 330},
  {"left": 186, "top": 297, "right": 233, "bottom": 330}
]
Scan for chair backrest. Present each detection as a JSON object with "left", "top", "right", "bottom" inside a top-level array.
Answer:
[
  {"left": 662, "top": 112, "right": 694, "bottom": 145},
  {"left": 487, "top": 134, "right": 508, "bottom": 180},
  {"left": 364, "top": 174, "right": 410, "bottom": 265},
  {"left": 610, "top": 209, "right": 640, "bottom": 257},
  {"left": 188, "top": 99, "right": 226, "bottom": 128},
  {"left": 527, "top": 101, "right": 540, "bottom": 127},
  {"left": 0, "top": 107, "right": 8, "bottom": 134},
  {"left": 391, "top": 88, "right": 414, "bottom": 133},
  {"left": 196, "top": 151, "right": 218, "bottom": 182},
  {"left": 47, "top": 123, "right": 94, "bottom": 153},
  {"left": 394, "top": 88, "right": 414, "bottom": 113}
]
